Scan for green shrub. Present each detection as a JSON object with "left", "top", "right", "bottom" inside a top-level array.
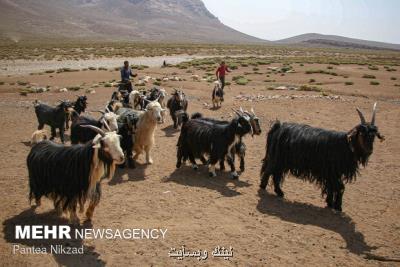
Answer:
[
  {"left": 153, "top": 81, "right": 161, "bottom": 86},
  {"left": 17, "top": 81, "right": 29, "bottom": 86},
  {"left": 104, "top": 83, "right": 112, "bottom": 87},
  {"left": 236, "top": 78, "right": 249, "bottom": 85},
  {"left": 299, "top": 85, "right": 323, "bottom": 92},
  {"left": 327, "top": 66, "right": 333, "bottom": 69},
  {"left": 390, "top": 77, "right": 397, "bottom": 80},
  {"left": 370, "top": 81, "right": 380, "bottom": 85},
  {"left": 368, "top": 65, "right": 379, "bottom": 70},
  {"left": 67, "top": 86, "right": 81, "bottom": 91},
  {"left": 0, "top": 81, "right": 4, "bottom": 85},
  {"left": 345, "top": 81, "right": 354, "bottom": 85},
  {"left": 45, "top": 70, "right": 55, "bottom": 73},
  {"left": 362, "top": 74, "right": 376, "bottom": 79},
  {"left": 309, "top": 79, "right": 316, "bottom": 83}
]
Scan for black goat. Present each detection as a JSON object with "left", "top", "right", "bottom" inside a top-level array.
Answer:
[
  {"left": 70, "top": 111, "right": 119, "bottom": 144},
  {"left": 65, "top": 95, "right": 88, "bottom": 130},
  {"left": 34, "top": 100, "right": 73, "bottom": 143},
  {"left": 27, "top": 126, "right": 124, "bottom": 223},
  {"left": 115, "top": 108, "right": 140, "bottom": 168},
  {"left": 190, "top": 107, "right": 261, "bottom": 176},
  {"left": 176, "top": 109, "right": 252, "bottom": 178},
  {"left": 167, "top": 89, "right": 188, "bottom": 129},
  {"left": 260, "top": 103, "right": 384, "bottom": 211}
]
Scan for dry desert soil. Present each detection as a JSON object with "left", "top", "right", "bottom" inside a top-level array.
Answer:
[{"left": 0, "top": 59, "right": 399, "bottom": 266}]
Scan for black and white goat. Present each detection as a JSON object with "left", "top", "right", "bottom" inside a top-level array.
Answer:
[
  {"left": 70, "top": 110, "right": 120, "bottom": 144},
  {"left": 260, "top": 103, "right": 384, "bottom": 211},
  {"left": 65, "top": 95, "right": 88, "bottom": 130},
  {"left": 27, "top": 125, "right": 124, "bottom": 223},
  {"left": 167, "top": 89, "right": 188, "bottom": 129},
  {"left": 176, "top": 109, "right": 253, "bottom": 178},
  {"left": 191, "top": 107, "right": 262, "bottom": 175},
  {"left": 115, "top": 108, "right": 140, "bottom": 168}
]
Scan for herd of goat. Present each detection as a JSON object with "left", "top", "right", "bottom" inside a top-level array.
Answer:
[{"left": 27, "top": 84, "right": 384, "bottom": 223}]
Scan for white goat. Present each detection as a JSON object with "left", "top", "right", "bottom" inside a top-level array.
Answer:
[{"left": 132, "top": 101, "right": 165, "bottom": 164}]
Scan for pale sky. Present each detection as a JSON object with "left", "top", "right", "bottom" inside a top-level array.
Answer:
[{"left": 202, "top": 0, "right": 400, "bottom": 44}]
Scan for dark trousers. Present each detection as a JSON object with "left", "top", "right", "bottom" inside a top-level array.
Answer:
[{"left": 219, "top": 76, "right": 225, "bottom": 90}]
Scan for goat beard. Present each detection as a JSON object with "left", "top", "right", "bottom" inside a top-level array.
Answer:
[{"left": 98, "top": 148, "right": 115, "bottom": 179}]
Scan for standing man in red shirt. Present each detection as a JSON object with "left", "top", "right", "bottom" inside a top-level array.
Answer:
[{"left": 216, "top": 61, "right": 231, "bottom": 101}]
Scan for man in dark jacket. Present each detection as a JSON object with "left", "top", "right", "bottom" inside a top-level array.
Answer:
[{"left": 120, "top": 60, "right": 137, "bottom": 93}]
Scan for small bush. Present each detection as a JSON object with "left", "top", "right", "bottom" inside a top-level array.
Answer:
[
  {"left": 253, "top": 67, "right": 259, "bottom": 71},
  {"left": 327, "top": 66, "right": 333, "bottom": 70},
  {"left": 370, "top": 81, "right": 380, "bottom": 85},
  {"left": 309, "top": 79, "right": 316, "bottom": 83},
  {"left": 88, "top": 67, "right": 97, "bottom": 71},
  {"left": 390, "top": 77, "right": 397, "bottom": 80},
  {"left": 368, "top": 65, "right": 379, "bottom": 70},
  {"left": 0, "top": 81, "right": 5, "bottom": 85},
  {"left": 45, "top": 70, "right": 55, "bottom": 73},
  {"left": 236, "top": 78, "right": 249, "bottom": 86},
  {"left": 67, "top": 86, "right": 81, "bottom": 91},
  {"left": 363, "top": 74, "right": 376, "bottom": 79},
  {"left": 345, "top": 81, "right": 354, "bottom": 85},
  {"left": 232, "top": 75, "right": 244, "bottom": 81},
  {"left": 299, "top": 85, "right": 323, "bottom": 92},
  {"left": 17, "top": 81, "right": 29, "bottom": 86},
  {"left": 153, "top": 81, "right": 161, "bottom": 86},
  {"left": 104, "top": 83, "right": 112, "bottom": 87}
]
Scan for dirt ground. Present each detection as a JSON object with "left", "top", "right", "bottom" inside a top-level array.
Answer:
[{"left": 0, "top": 61, "right": 399, "bottom": 266}]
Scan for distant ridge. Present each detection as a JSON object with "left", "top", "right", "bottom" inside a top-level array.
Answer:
[{"left": 275, "top": 33, "right": 400, "bottom": 51}]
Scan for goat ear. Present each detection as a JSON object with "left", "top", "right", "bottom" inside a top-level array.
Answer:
[{"left": 347, "top": 127, "right": 358, "bottom": 151}]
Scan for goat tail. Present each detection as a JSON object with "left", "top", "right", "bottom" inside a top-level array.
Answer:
[
  {"left": 191, "top": 112, "right": 203, "bottom": 120},
  {"left": 261, "top": 120, "right": 281, "bottom": 174}
]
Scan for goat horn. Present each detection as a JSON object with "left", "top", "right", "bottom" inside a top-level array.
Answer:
[
  {"left": 102, "top": 118, "right": 111, "bottom": 131},
  {"left": 105, "top": 107, "right": 111, "bottom": 113},
  {"left": 356, "top": 108, "right": 366, "bottom": 124},
  {"left": 250, "top": 107, "right": 255, "bottom": 116},
  {"left": 231, "top": 108, "right": 242, "bottom": 117},
  {"left": 97, "top": 110, "right": 105, "bottom": 115},
  {"left": 371, "top": 102, "right": 377, "bottom": 126},
  {"left": 80, "top": 125, "right": 106, "bottom": 137},
  {"left": 239, "top": 107, "right": 244, "bottom": 113}
]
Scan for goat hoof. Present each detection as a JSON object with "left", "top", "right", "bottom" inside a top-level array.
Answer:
[
  {"left": 275, "top": 190, "right": 284, "bottom": 198},
  {"left": 176, "top": 162, "right": 181, "bottom": 169},
  {"left": 118, "top": 164, "right": 125, "bottom": 169},
  {"left": 334, "top": 206, "right": 342, "bottom": 212},
  {"left": 192, "top": 164, "right": 198, "bottom": 170},
  {"left": 230, "top": 172, "right": 239, "bottom": 179},
  {"left": 259, "top": 184, "right": 267, "bottom": 190},
  {"left": 208, "top": 172, "right": 217, "bottom": 177}
]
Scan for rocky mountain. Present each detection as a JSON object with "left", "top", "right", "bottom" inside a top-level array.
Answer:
[
  {"left": 0, "top": 0, "right": 263, "bottom": 43},
  {"left": 1, "top": 1, "right": 399, "bottom": 51}
]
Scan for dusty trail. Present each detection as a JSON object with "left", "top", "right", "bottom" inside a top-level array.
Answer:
[{"left": 0, "top": 62, "right": 399, "bottom": 266}]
